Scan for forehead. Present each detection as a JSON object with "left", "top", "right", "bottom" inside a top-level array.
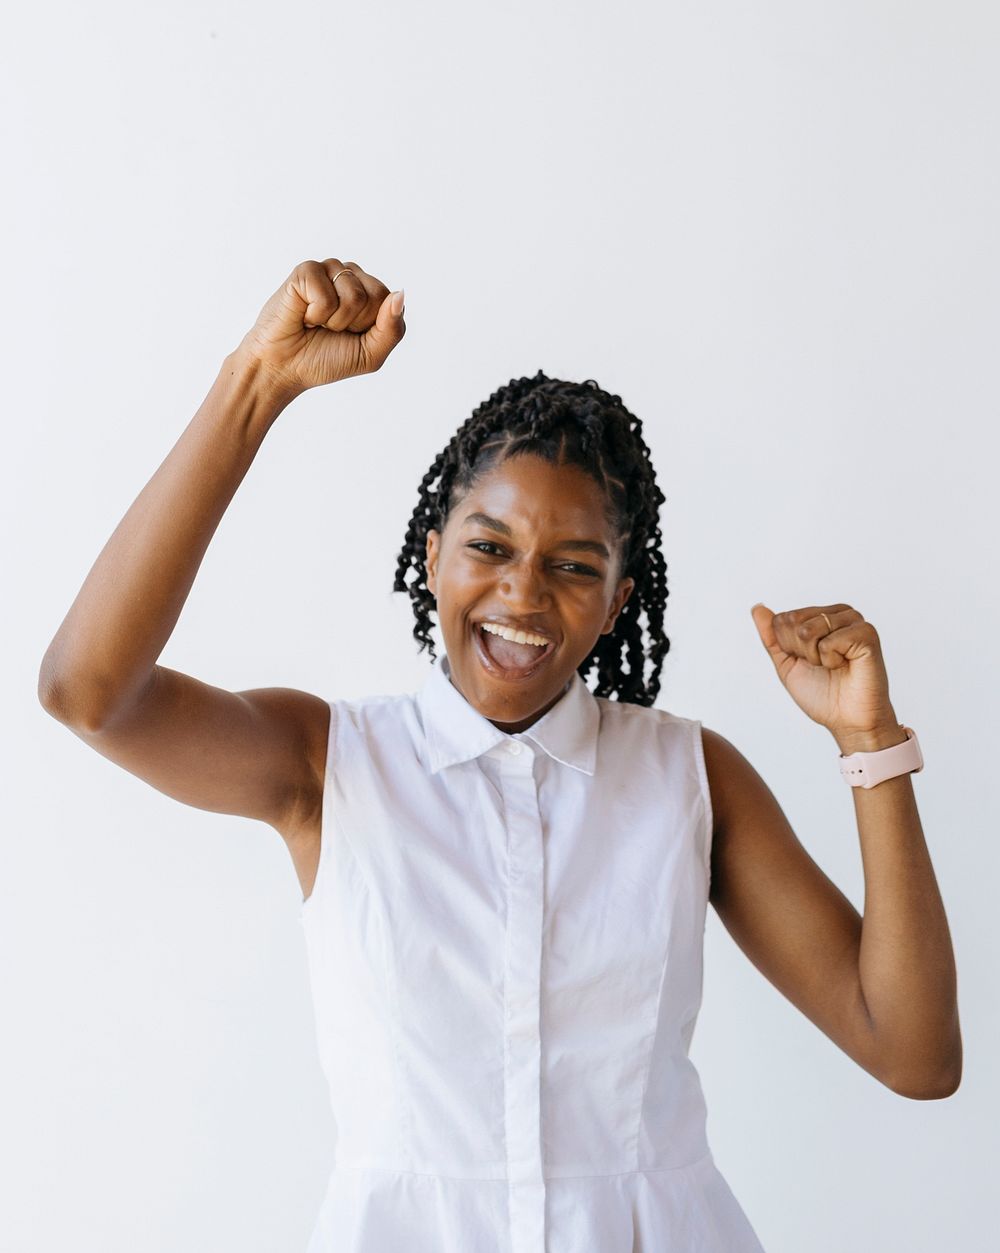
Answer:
[{"left": 449, "top": 454, "right": 612, "bottom": 534}]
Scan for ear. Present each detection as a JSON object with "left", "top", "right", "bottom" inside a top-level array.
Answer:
[
  {"left": 425, "top": 529, "right": 440, "bottom": 597},
  {"left": 601, "top": 576, "right": 635, "bottom": 635}
]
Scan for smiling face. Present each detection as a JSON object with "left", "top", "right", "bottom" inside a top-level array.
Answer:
[{"left": 425, "top": 452, "right": 635, "bottom": 733}]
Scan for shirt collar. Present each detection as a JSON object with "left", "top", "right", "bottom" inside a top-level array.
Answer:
[{"left": 416, "top": 651, "right": 600, "bottom": 776}]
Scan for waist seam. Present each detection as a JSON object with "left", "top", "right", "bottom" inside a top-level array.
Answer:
[{"left": 330, "top": 1151, "right": 714, "bottom": 1183}]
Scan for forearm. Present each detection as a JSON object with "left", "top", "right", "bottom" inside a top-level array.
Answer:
[
  {"left": 838, "top": 724, "right": 962, "bottom": 1096},
  {"left": 38, "top": 347, "right": 300, "bottom": 728}
]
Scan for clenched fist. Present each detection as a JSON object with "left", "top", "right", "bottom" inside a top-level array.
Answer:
[{"left": 236, "top": 258, "right": 405, "bottom": 395}]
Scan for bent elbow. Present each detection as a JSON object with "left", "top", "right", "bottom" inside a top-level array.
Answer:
[{"left": 889, "top": 1064, "right": 962, "bottom": 1101}]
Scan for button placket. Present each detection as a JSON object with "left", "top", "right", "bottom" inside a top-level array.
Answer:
[{"left": 499, "top": 746, "right": 546, "bottom": 1252}]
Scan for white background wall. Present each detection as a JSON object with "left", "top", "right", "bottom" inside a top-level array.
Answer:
[{"left": 3, "top": 1, "right": 997, "bottom": 1249}]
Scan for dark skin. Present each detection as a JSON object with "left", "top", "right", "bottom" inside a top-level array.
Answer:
[
  {"left": 424, "top": 453, "right": 636, "bottom": 734},
  {"left": 431, "top": 456, "right": 961, "bottom": 1099},
  {"left": 41, "top": 257, "right": 960, "bottom": 1099}
]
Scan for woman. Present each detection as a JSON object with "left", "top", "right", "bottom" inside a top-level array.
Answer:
[{"left": 39, "top": 257, "right": 962, "bottom": 1252}]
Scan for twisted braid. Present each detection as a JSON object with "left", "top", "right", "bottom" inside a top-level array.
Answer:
[{"left": 392, "top": 369, "right": 670, "bottom": 705}]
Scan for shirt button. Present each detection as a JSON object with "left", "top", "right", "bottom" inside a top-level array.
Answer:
[{"left": 507, "top": 741, "right": 523, "bottom": 756}]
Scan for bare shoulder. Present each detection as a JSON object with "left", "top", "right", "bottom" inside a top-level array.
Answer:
[
  {"left": 699, "top": 725, "right": 760, "bottom": 888},
  {"left": 698, "top": 723, "right": 831, "bottom": 919},
  {"left": 44, "top": 661, "right": 334, "bottom": 904},
  {"left": 274, "top": 689, "right": 331, "bottom": 842},
  {"left": 272, "top": 690, "right": 331, "bottom": 903}
]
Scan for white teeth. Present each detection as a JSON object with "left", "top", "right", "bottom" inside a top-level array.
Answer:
[{"left": 480, "top": 622, "right": 549, "bottom": 648}]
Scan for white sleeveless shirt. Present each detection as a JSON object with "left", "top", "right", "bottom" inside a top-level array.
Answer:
[{"left": 299, "top": 651, "right": 766, "bottom": 1252}]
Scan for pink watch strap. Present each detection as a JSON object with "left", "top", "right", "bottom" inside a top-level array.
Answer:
[{"left": 839, "top": 726, "right": 923, "bottom": 789}]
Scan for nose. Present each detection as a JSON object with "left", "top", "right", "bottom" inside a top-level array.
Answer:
[{"left": 498, "top": 558, "right": 553, "bottom": 611}]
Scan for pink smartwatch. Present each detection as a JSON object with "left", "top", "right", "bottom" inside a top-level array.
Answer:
[{"left": 839, "top": 726, "right": 923, "bottom": 789}]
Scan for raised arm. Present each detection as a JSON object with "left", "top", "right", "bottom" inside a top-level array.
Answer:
[{"left": 38, "top": 259, "right": 405, "bottom": 849}]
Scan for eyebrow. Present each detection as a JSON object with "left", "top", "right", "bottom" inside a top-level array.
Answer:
[{"left": 460, "top": 511, "right": 611, "bottom": 560}]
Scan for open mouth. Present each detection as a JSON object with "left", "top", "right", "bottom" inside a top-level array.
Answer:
[{"left": 472, "top": 621, "right": 557, "bottom": 680}]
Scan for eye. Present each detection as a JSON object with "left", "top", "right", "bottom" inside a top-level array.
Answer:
[{"left": 465, "top": 542, "right": 599, "bottom": 577}]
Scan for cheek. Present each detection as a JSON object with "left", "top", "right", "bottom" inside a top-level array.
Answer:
[{"left": 442, "top": 559, "right": 487, "bottom": 596}]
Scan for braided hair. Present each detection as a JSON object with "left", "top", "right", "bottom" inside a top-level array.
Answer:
[{"left": 392, "top": 369, "right": 670, "bottom": 705}]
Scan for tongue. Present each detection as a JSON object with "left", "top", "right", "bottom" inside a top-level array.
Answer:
[{"left": 483, "top": 630, "right": 547, "bottom": 671}]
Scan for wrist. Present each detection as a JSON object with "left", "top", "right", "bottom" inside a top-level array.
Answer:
[
  {"left": 834, "top": 723, "right": 908, "bottom": 756},
  {"left": 223, "top": 343, "right": 305, "bottom": 411}
]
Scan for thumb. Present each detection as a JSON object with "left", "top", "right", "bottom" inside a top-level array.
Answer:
[
  {"left": 750, "top": 602, "right": 774, "bottom": 640},
  {"left": 751, "top": 602, "right": 790, "bottom": 670},
  {"left": 360, "top": 288, "right": 406, "bottom": 370}
]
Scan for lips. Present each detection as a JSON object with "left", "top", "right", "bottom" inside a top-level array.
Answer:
[{"left": 471, "top": 620, "right": 557, "bottom": 680}]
